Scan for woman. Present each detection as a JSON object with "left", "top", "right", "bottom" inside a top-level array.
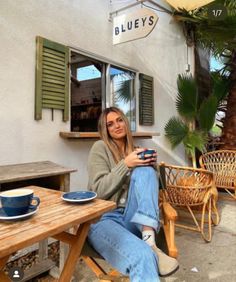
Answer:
[{"left": 87, "top": 107, "right": 178, "bottom": 282}]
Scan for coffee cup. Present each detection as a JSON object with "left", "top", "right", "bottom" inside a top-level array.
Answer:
[
  {"left": 138, "top": 149, "right": 156, "bottom": 160},
  {"left": 0, "top": 188, "right": 40, "bottom": 216}
]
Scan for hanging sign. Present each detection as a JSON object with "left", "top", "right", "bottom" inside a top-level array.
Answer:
[{"left": 113, "top": 8, "right": 158, "bottom": 45}]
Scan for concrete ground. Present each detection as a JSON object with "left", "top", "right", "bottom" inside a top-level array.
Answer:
[{"left": 70, "top": 195, "right": 236, "bottom": 282}]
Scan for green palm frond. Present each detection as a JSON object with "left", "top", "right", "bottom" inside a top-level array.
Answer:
[
  {"left": 225, "top": 0, "right": 236, "bottom": 11},
  {"left": 211, "top": 71, "right": 230, "bottom": 101},
  {"left": 176, "top": 74, "right": 198, "bottom": 120},
  {"left": 183, "top": 130, "right": 207, "bottom": 155},
  {"left": 173, "top": 1, "right": 236, "bottom": 54},
  {"left": 114, "top": 79, "right": 132, "bottom": 103},
  {"left": 164, "top": 117, "right": 189, "bottom": 148},
  {"left": 195, "top": 15, "right": 236, "bottom": 52},
  {"left": 198, "top": 96, "right": 218, "bottom": 131}
]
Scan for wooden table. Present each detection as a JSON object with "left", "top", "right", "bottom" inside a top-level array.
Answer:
[
  {"left": 0, "top": 186, "right": 116, "bottom": 281},
  {"left": 0, "top": 161, "right": 77, "bottom": 279}
]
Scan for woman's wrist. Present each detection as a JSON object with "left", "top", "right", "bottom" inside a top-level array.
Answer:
[
  {"left": 124, "top": 158, "right": 129, "bottom": 168},
  {"left": 124, "top": 157, "right": 133, "bottom": 168}
]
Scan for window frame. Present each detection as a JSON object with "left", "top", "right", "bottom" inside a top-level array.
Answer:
[{"left": 69, "top": 47, "right": 138, "bottom": 132}]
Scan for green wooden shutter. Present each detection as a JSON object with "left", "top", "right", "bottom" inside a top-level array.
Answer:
[
  {"left": 35, "top": 36, "right": 69, "bottom": 121},
  {"left": 139, "top": 73, "right": 154, "bottom": 125}
]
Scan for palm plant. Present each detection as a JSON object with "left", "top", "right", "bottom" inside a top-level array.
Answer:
[
  {"left": 171, "top": 0, "right": 236, "bottom": 149},
  {"left": 165, "top": 72, "right": 228, "bottom": 167},
  {"left": 113, "top": 79, "right": 132, "bottom": 104}
]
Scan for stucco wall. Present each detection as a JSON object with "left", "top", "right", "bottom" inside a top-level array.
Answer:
[{"left": 0, "top": 0, "right": 193, "bottom": 189}]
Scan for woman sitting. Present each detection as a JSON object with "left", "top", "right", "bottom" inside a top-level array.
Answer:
[{"left": 87, "top": 107, "right": 179, "bottom": 282}]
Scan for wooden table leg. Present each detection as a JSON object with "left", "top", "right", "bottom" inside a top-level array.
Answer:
[
  {"left": 0, "top": 255, "right": 11, "bottom": 282},
  {"left": 58, "top": 222, "right": 91, "bottom": 282},
  {"left": 38, "top": 240, "right": 48, "bottom": 261},
  {"left": 59, "top": 173, "right": 70, "bottom": 192},
  {"left": 58, "top": 173, "right": 70, "bottom": 273}
]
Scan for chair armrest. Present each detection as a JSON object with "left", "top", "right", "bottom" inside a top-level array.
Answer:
[
  {"left": 162, "top": 202, "right": 178, "bottom": 221},
  {"left": 161, "top": 202, "right": 178, "bottom": 258}
]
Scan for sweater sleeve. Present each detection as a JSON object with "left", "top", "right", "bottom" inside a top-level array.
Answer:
[{"left": 87, "top": 141, "right": 130, "bottom": 200}]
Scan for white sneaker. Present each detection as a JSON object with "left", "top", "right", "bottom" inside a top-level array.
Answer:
[{"left": 152, "top": 245, "right": 179, "bottom": 277}]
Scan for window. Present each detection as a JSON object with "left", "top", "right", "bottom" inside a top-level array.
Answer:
[
  {"left": 35, "top": 37, "right": 154, "bottom": 131},
  {"left": 70, "top": 51, "right": 136, "bottom": 132}
]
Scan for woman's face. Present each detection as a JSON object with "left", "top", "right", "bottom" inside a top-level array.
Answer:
[{"left": 106, "top": 111, "right": 127, "bottom": 140}]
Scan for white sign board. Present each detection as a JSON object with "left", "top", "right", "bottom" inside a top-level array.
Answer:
[{"left": 113, "top": 8, "right": 158, "bottom": 45}]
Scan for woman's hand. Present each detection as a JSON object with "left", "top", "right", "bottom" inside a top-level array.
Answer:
[{"left": 124, "top": 148, "right": 157, "bottom": 168}]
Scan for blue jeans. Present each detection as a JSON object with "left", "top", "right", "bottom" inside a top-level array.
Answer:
[{"left": 88, "top": 167, "right": 160, "bottom": 282}]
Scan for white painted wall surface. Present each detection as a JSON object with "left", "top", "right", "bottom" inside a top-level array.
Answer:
[{"left": 0, "top": 0, "right": 193, "bottom": 190}]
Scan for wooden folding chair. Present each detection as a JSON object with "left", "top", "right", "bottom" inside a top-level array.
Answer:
[
  {"left": 81, "top": 202, "right": 178, "bottom": 282},
  {"left": 199, "top": 150, "right": 236, "bottom": 200},
  {"left": 159, "top": 162, "right": 220, "bottom": 242}
]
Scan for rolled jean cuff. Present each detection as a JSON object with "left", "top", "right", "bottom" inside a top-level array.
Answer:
[{"left": 131, "top": 212, "right": 160, "bottom": 232}]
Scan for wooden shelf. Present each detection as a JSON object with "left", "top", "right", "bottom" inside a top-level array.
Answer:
[{"left": 59, "top": 131, "right": 160, "bottom": 140}]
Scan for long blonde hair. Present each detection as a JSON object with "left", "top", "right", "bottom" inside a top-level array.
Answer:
[{"left": 98, "top": 107, "right": 134, "bottom": 163}]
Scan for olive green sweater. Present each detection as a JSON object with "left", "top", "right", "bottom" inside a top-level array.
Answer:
[{"left": 87, "top": 140, "right": 130, "bottom": 207}]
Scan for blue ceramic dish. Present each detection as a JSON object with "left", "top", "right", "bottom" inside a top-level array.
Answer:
[
  {"left": 61, "top": 191, "right": 97, "bottom": 203},
  {"left": 0, "top": 206, "right": 38, "bottom": 221}
]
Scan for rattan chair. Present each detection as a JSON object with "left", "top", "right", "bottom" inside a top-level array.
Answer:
[
  {"left": 81, "top": 202, "right": 178, "bottom": 282},
  {"left": 199, "top": 150, "right": 236, "bottom": 200},
  {"left": 159, "top": 163, "right": 219, "bottom": 242}
]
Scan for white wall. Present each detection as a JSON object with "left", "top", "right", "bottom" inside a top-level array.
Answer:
[{"left": 0, "top": 0, "right": 193, "bottom": 190}]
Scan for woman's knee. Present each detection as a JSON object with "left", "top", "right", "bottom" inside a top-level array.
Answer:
[{"left": 131, "top": 166, "right": 157, "bottom": 180}]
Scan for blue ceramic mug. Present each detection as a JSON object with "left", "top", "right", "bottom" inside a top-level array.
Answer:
[
  {"left": 138, "top": 149, "right": 156, "bottom": 160},
  {"left": 0, "top": 188, "right": 40, "bottom": 216}
]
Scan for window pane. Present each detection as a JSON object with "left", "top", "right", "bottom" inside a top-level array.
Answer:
[
  {"left": 70, "top": 52, "right": 103, "bottom": 132},
  {"left": 110, "top": 66, "right": 136, "bottom": 131},
  {"left": 77, "top": 65, "right": 101, "bottom": 81}
]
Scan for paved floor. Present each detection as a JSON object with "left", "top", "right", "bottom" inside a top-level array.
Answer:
[{"left": 55, "top": 195, "right": 236, "bottom": 282}]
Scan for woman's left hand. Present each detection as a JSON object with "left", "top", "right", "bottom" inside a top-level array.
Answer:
[
  {"left": 137, "top": 148, "right": 157, "bottom": 166},
  {"left": 124, "top": 148, "right": 157, "bottom": 168}
]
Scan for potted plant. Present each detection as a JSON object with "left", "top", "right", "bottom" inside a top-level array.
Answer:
[{"left": 165, "top": 72, "right": 228, "bottom": 167}]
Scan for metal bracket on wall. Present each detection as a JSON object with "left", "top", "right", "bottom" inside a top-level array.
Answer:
[{"left": 109, "top": 0, "right": 172, "bottom": 21}]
